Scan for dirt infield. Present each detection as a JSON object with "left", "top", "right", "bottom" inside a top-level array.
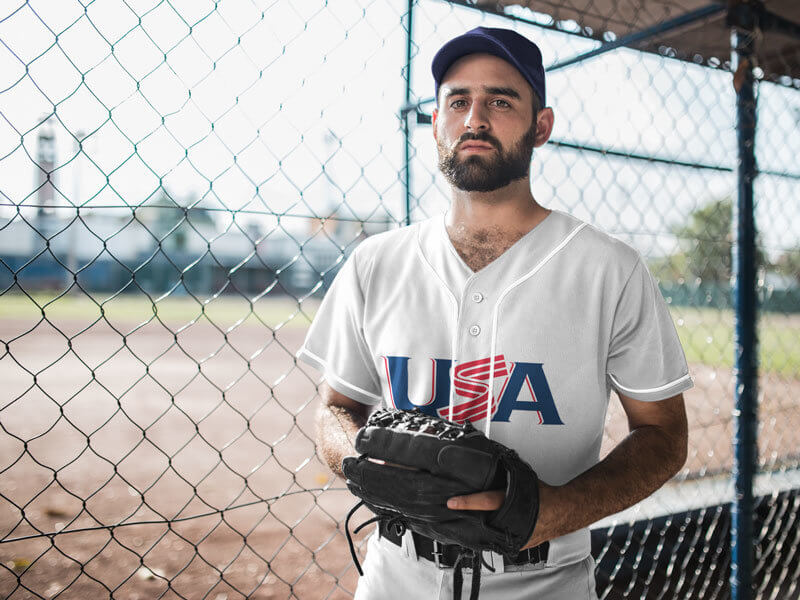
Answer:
[{"left": 1, "top": 311, "right": 798, "bottom": 599}]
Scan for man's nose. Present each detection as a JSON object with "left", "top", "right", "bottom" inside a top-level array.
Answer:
[{"left": 464, "top": 103, "right": 489, "bottom": 131}]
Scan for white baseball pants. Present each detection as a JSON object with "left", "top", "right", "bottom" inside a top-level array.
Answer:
[{"left": 353, "top": 531, "right": 599, "bottom": 600}]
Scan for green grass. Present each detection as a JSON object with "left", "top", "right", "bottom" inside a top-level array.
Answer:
[
  {"left": 672, "top": 307, "right": 800, "bottom": 378},
  {"left": 0, "top": 291, "right": 319, "bottom": 331},
  {"left": 1, "top": 294, "right": 797, "bottom": 377}
]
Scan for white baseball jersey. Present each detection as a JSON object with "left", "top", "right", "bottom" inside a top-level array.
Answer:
[{"left": 298, "top": 209, "right": 693, "bottom": 568}]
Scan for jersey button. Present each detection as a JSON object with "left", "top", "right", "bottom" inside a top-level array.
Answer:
[
  {"left": 471, "top": 292, "right": 484, "bottom": 303},
  {"left": 469, "top": 325, "right": 481, "bottom": 336}
]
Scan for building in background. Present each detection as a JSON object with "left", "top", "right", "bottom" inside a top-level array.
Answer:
[{"left": 0, "top": 126, "right": 395, "bottom": 298}]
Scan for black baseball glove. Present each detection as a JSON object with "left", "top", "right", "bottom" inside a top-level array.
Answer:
[{"left": 342, "top": 408, "right": 540, "bottom": 598}]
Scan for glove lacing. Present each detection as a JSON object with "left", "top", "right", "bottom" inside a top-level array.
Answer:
[
  {"left": 343, "top": 408, "right": 510, "bottom": 599},
  {"left": 346, "top": 500, "right": 501, "bottom": 600},
  {"left": 345, "top": 501, "right": 409, "bottom": 577},
  {"left": 452, "top": 548, "right": 482, "bottom": 600}
]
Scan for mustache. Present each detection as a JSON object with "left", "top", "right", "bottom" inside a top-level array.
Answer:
[{"left": 456, "top": 132, "right": 501, "bottom": 151}]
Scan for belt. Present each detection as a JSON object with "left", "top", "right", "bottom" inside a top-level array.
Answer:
[{"left": 378, "top": 520, "right": 549, "bottom": 569}]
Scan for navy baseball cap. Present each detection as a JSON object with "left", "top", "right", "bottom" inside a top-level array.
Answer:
[{"left": 432, "top": 26, "right": 546, "bottom": 107}]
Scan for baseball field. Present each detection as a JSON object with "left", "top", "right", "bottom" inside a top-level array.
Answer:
[{"left": 1, "top": 292, "right": 799, "bottom": 598}]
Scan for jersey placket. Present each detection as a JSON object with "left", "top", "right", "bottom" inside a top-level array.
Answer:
[{"left": 449, "top": 272, "right": 499, "bottom": 426}]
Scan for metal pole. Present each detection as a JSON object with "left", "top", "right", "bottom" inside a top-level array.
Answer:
[
  {"left": 730, "top": 2, "right": 759, "bottom": 598},
  {"left": 402, "top": 0, "right": 414, "bottom": 227},
  {"left": 67, "top": 131, "right": 85, "bottom": 291},
  {"left": 547, "top": 3, "right": 725, "bottom": 72}
]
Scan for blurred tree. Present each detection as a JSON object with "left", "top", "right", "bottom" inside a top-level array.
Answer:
[
  {"left": 671, "top": 197, "right": 766, "bottom": 283},
  {"left": 648, "top": 251, "right": 689, "bottom": 283},
  {"left": 773, "top": 246, "right": 800, "bottom": 285}
]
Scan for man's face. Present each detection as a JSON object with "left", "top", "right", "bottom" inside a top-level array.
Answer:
[{"left": 433, "top": 54, "right": 539, "bottom": 193}]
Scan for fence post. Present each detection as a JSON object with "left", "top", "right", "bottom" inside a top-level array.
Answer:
[
  {"left": 402, "top": 0, "right": 415, "bottom": 227},
  {"left": 729, "top": 1, "right": 759, "bottom": 598}
]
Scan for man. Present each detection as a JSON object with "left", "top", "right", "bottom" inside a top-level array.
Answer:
[{"left": 298, "top": 27, "right": 692, "bottom": 600}]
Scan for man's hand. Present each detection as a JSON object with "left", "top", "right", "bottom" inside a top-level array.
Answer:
[
  {"left": 447, "top": 392, "right": 688, "bottom": 551},
  {"left": 447, "top": 490, "right": 504, "bottom": 511},
  {"left": 447, "top": 483, "right": 560, "bottom": 549}
]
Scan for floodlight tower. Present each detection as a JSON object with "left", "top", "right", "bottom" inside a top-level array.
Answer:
[{"left": 35, "top": 117, "right": 57, "bottom": 218}]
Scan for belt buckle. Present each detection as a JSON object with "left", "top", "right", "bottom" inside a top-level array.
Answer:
[
  {"left": 431, "top": 539, "right": 444, "bottom": 569},
  {"left": 526, "top": 546, "right": 546, "bottom": 570}
]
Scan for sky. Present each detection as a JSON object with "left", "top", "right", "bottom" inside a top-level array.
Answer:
[{"left": 0, "top": 0, "right": 798, "bottom": 259}]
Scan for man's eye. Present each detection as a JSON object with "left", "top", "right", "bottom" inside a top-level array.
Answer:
[
  {"left": 450, "top": 99, "right": 467, "bottom": 108},
  {"left": 493, "top": 99, "right": 511, "bottom": 108}
]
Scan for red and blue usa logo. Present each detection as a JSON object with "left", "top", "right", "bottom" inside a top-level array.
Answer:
[{"left": 381, "top": 354, "right": 564, "bottom": 425}]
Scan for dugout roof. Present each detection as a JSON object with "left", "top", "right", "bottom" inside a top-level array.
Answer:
[{"left": 472, "top": 0, "right": 800, "bottom": 84}]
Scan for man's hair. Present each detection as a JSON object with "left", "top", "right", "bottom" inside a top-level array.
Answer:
[{"left": 531, "top": 93, "right": 541, "bottom": 129}]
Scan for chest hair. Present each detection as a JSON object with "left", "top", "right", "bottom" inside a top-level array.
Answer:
[{"left": 447, "top": 225, "right": 526, "bottom": 273}]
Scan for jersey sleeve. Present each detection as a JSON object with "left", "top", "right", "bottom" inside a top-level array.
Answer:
[
  {"left": 606, "top": 257, "right": 693, "bottom": 401},
  {"left": 296, "top": 249, "right": 383, "bottom": 405}
]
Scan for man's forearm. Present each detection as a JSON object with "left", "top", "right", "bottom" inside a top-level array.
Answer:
[
  {"left": 317, "top": 403, "right": 367, "bottom": 478},
  {"left": 524, "top": 423, "right": 687, "bottom": 548}
]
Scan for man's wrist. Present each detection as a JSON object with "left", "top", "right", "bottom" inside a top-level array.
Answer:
[{"left": 523, "top": 481, "right": 564, "bottom": 549}]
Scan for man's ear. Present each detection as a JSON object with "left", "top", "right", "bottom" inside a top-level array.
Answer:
[
  {"left": 534, "top": 107, "right": 554, "bottom": 148},
  {"left": 431, "top": 108, "right": 439, "bottom": 142}
]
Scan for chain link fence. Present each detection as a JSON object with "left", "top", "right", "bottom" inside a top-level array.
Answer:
[{"left": 1, "top": 0, "right": 799, "bottom": 598}]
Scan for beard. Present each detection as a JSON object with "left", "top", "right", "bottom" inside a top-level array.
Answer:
[{"left": 437, "top": 123, "right": 537, "bottom": 192}]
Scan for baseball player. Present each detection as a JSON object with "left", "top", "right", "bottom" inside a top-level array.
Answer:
[{"left": 298, "top": 26, "right": 692, "bottom": 600}]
